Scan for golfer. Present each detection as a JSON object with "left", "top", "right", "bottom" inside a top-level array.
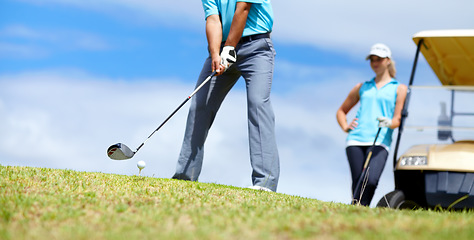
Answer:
[
  {"left": 172, "top": 0, "right": 279, "bottom": 192},
  {"left": 336, "top": 43, "right": 407, "bottom": 206}
]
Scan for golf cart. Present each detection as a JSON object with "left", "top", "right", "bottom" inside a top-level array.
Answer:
[{"left": 376, "top": 30, "right": 474, "bottom": 210}]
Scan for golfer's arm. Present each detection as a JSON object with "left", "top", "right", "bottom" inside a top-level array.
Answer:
[
  {"left": 224, "top": 2, "right": 251, "bottom": 47},
  {"left": 206, "top": 15, "right": 223, "bottom": 60}
]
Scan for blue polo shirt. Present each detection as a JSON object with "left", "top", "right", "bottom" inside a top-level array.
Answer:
[
  {"left": 347, "top": 78, "right": 400, "bottom": 150},
  {"left": 202, "top": 0, "right": 273, "bottom": 41}
]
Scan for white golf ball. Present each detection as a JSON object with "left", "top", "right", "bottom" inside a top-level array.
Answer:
[{"left": 137, "top": 160, "right": 146, "bottom": 170}]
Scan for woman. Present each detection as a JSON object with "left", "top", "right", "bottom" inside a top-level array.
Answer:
[{"left": 336, "top": 43, "right": 407, "bottom": 206}]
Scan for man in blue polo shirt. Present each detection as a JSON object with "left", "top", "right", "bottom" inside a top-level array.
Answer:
[{"left": 172, "top": 0, "right": 279, "bottom": 192}]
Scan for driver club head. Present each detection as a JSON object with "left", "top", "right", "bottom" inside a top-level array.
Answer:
[{"left": 107, "top": 143, "right": 135, "bottom": 160}]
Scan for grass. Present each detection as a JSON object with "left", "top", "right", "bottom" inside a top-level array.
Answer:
[{"left": 1, "top": 165, "right": 474, "bottom": 240}]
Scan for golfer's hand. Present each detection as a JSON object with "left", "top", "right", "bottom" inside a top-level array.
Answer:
[
  {"left": 377, "top": 116, "right": 392, "bottom": 128},
  {"left": 219, "top": 46, "right": 236, "bottom": 72}
]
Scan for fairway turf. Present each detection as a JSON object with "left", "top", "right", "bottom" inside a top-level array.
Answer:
[{"left": 1, "top": 165, "right": 473, "bottom": 240}]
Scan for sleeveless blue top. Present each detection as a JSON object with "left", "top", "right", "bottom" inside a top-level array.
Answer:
[{"left": 347, "top": 78, "right": 399, "bottom": 150}]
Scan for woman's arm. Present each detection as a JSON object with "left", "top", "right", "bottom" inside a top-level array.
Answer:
[
  {"left": 337, "top": 83, "right": 362, "bottom": 132},
  {"left": 389, "top": 84, "right": 408, "bottom": 129}
]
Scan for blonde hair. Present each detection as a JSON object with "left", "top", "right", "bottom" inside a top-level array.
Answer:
[{"left": 388, "top": 58, "right": 397, "bottom": 78}]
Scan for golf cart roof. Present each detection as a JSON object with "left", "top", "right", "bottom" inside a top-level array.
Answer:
[{"left": 413, "top": 29, "right": 474, "bottom": 86}]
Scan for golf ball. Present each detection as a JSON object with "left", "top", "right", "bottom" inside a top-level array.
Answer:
[{"left": 137, "top": 160, "right": 146, "bottom": 170}]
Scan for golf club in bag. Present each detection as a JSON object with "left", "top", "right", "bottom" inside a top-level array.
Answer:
[
  {"left": 352, "top": 127, "right": 382, "bottom": 204},
  {"left": 107, "top": 71, "right": 217, "bottom": 160}
]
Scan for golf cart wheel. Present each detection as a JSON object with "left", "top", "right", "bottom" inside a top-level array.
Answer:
[{"left": 376, "top": 190, "right": 419, "bottom": 209}]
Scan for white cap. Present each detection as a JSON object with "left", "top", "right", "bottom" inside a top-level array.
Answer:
[{"left": 366, "top": 43, "right": 391, "bottom": 60}]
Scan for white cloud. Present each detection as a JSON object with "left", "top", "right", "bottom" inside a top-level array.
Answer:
[
  {"left": 0, "top": 24, "right": 111, "bottom": 58},
  {"left": 0, "top": 42, "right": 49, "bottom": 59},
  {"left": 272, "top": 0, "right": 474, "bottom": 60},
  {"left": 2, "top": 54, "right": 473, "bottom": 206},
  {"left": 18, "top": 0, "right": 204, "bottom": 29},
  {"left": 0, "top": 69, "right": 369, "bottom": 204},
  {"left": 1, "top": 24, "right": 43, "bottom": 39}
]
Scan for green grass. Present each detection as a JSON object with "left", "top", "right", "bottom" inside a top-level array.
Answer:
[{"left": 1, "top": 165, "right": 473, "bottom": 240}]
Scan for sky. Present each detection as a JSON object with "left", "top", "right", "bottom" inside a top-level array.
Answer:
[{"left": 1, "top": 0, "right": 474, "bottom": 207}]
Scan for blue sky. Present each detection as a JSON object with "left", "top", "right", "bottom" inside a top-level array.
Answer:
[
  {"left": 1, "top": 0, "right": 474, "bottom": 207},
  {"left": 1, "top": 0, "right": 369, "bottom": 88},
  {"left": 1, "top": 1, "right": 205, "bottom": 79}
]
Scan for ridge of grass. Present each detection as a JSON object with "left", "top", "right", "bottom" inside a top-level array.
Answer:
[{"left": 1, "top": 165, "right": 473, "bottom": 239}]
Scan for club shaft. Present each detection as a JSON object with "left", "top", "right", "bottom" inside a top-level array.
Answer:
[
  {"left": 362, "top": 128, "right": 381, "bottom": 168},
  {"left": 352, "top": 127, "right": 382, "bottom": 202},
  {"left": 363, "top": 152, "right": 372, "bottom": 169},
  {"left": 135, "top": 71, "right": 216, "bottom": 153}
]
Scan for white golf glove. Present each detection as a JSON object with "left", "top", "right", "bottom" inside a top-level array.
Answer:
[
  {"left": 377, "top": 116, "right": 392, "bottom": 128},
  {"left": 220, "top": 46, "right": 237, "bottom": 72}
]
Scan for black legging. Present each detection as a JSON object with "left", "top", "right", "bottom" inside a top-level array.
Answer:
[{"left": 346, "top": 145, "right": 388, "bottom": 206}]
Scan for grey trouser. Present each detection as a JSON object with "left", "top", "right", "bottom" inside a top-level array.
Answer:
[{"left": 173, "top": 36, "right": 280, "bottom": 191}]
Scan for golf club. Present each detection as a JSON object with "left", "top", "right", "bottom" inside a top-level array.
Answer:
[
  {"left": 352, "top": 127, "right": 382, "bottom": 204},
  {"left": 107, "top": 71, "right": 217, "bottom": 160}
]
